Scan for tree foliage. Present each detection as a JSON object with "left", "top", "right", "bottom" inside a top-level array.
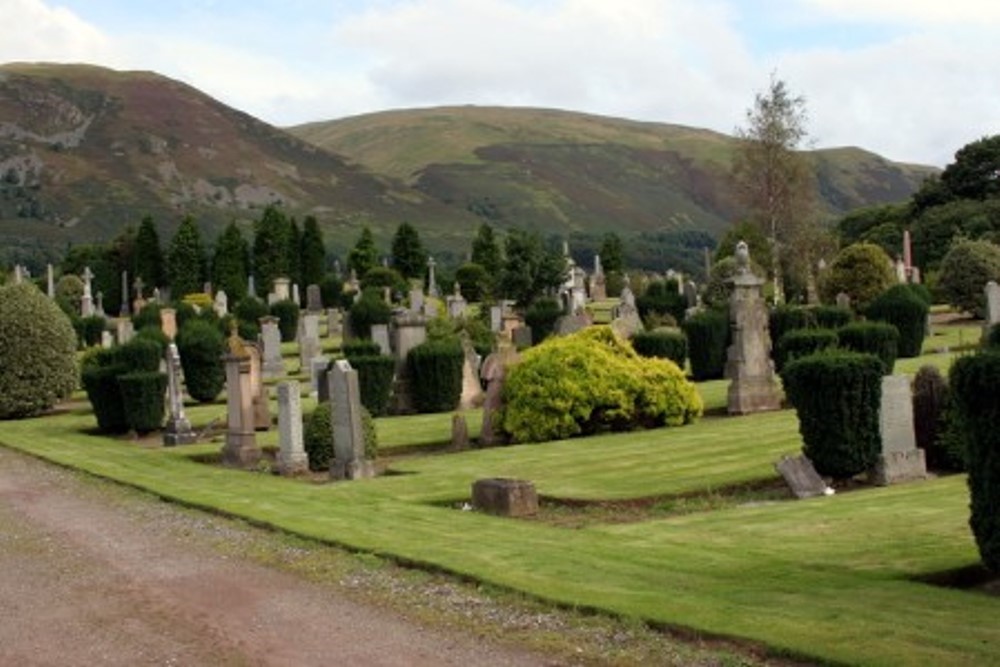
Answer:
[
  {"left": 300, "top": 215, "right": 326, "bottom": 288},
  {"left": 391, "top": 222, "right": 426, "bottom": 280},
  {"left": 598, "top": 232, "right": 625, "bottom": 273},
  {"left": 166, "top": 216, "right": 206, "bottom": 297},
  {"left": 211, "top": 222, "right": 249, "bottom": 302},
  {"left": 499, "top": 229, "right": 566, "bottom": 307},
  {"left": 252, "top": 205, "right": 292, "bottom": 293},
  {"left": 347, "top": 226, "right": 380, "bottom": 278},
  {"left": 134, "top": 215, "right": 165, "bottom": 290},
  {"left": 471, "top": 223, "right": 502, "bottom": 277},
  {"left": 938, "top": 239, "right": 1000, "bottom": 317},
  {"left": 819, "top": 242, "right": 894, "bottom": 310}
]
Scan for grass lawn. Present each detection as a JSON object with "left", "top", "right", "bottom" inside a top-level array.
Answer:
[{"left": 2, "top": 338, "right": 997, "bottom": 665}]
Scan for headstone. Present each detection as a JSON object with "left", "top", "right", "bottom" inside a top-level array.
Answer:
[
  {"left": 512, "top": 326, "right": 533, "bottom": 349},
  {"left": 471, "top": 478, "right": 538, "bottom": 517},
  {"left": 80, "top": 266, "right": 95, "bottom": 317},
  {"left": 451, "top": 414, "right": 470, "bottom": 451},
  {"left": 246, "top": 343, "right": 271, "bottom": 431},
  {"left": 46, "top": 264, "right": 55, "bottom": 299},
  {"left": 409, "top": 288, "right": 425, "bottom": 315},
  {"left": 426, "top": 256, "right": 439, "bottom": 298},
  {"left": 775, "top": 455, "right": 830, "bottom": 499},
  {"left": 310, "top": 356, "right": 330, "bottom": 396},
  {"left": 446, "top": 283, "right": 467, "bottom": 319},
  {"left": 554, "top": 312, "right": 591, "bottom": 337},
  {"left": 12, "top": 265, "right": 22, "bottom": 284},
  {"left": 100, "top": 330, "right": 113, "bottom": 348},
  {"left": 895, "top": 258, "right": 907, "bottom": 283},
  {"left": 985, "top": 281, "right": 1000, "bottom": 326},
  {"left": 306, "top": 284, "right": 323, "bottom": 312},
  {"left": 422, "top": 300, "right": 439, "bottom": 319},
  {"left": 116, "top": 318, "right": 134, "bottom": 345},
  {"left": 277, "top": 381, "right": 309, "bottom": 475},
  {"left": 328, "top": 360, "right": 375, "bottom": 480},
  {"left": 610, "top": 303, "right": 642, "bottom": 339},
  {"left": 163, "top": 342, "right": 195, "bottom": 446},
  {"left": 132, "top": 276, "right": 145, "bottom": 315},
  {"left": 213, "top": 290, "right": 228, "bottom": 317},
  {"left": 458, "top": 338, "right": 484, "bottom": 410},
  {"left": 490, "top": 305, "right": 502, "bottom": 333},
  {"left": 327, "top": 308, "right": 343, "bottom": 338},
  {"left": 725, "top": 241, "right": 781, "bottom": 415},
  {"left": 620, "top": 285, "right": 636, "bottom": 309},
  {"left": 221, "top": 329, "right": 260, "bottom": 468},
  {"left": 160, "top": 307, "right": 177, "bottom": 340},
  {"left": 389, "top": 313, "right": 427, "bottom": 413},
  {"left": 684, "top": 280, "right": 699, "bottom": 309},
  {"left": 371, "top": 324, "right": 391, "bottom": 356},
  {"left": 273, "top": 277, "right": 291, "bottom": 302},
  {"left": 316, "top": 364, "right": 331, "bottom": 403},
  {"left": 298, "top": 313, "right": 321, "bottom": 370},
  {"left": 94, "top": 291, "right": 105, "bottom": 318},
  {"left": 119, "top": 271, "right": 130, "bottom": 317},
  {"left": 292, "top": 283, "right": 300, "bottom": 306},
  {"left": 247, "top": 274, "right": 256, "bottom": 299},
  {"left": 479, "top": 347, "right": 518, "bottom": 446},
  {"left": 259, "top": 316, "right": 285, "bottom": 379},
  {"left": 871, "top": 374, "right": 926, "bottom": 485},
  {"left": 589, "top": 254, "right": 607, "bottom": 301},
  {"left": 836, "top": 292, "right": 851, "bottom": 310}
]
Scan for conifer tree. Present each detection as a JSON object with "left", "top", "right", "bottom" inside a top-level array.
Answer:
[
  {"left": 286, "top": 217, "right": 302, "bottom": 287},
  {"left": 300, "top": 215, "right": 326, "bottom": 287},
  {"left": 252, "top": 205, "right": 291, "bottom": 293},
  {"left": 390, "top": 222, "right": 426, "bottom": 280},
  {"left": 212, "top": 222, "right": 249, "bottom": 301},
  {"left": 134, "top": 215, "right": 165, "bottom": 289},
  {"left": 347, "top": 226, "right": 379, "bottom": 277},
  {"left": 167, "top": 216, "right": 206, "bottom": 297},
  {"left": 471, "top": 223, "right": 502, "bottom": 277}
]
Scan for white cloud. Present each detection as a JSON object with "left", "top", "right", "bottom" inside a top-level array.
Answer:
[
  {"left": 797, "top": 0, "right": 1000, "bottom": 25},
  {"left": 0, "top": 0, "right": 112, "bottom": 63}
]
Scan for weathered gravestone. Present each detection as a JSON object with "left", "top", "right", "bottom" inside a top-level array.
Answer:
[
  {"left": 725, "top": 242, "right": 781, "bottom": 415},
  {"left": 871, "top": 374, "right": 926, "bottom": 485},
  {"left": 490, "top": 305, "right": 502, "bottom": 333},
  {"left": 446, "top": 283, "right": 467, "bottom": 319},
  {"left": 310, "top": 356, "right": 330, "bottom": 396},
  {"left": 555, "top": 312, "right": 591, "bottom": 337},
  {"left": 409, "top": 288, "right": 425, "bottom": 315},
  {"left": 451, "top": 413, "right": 470, "bottom": 451},
  {"left": 835, "top": 292, "right": 851, "bottom": 311},
  {"left": 246, "top": 342, "right": 271, "bottom": 431},
  {"left": 985, "top": 281, "right": 1000, "bottom": 328},
  {"left": 471, "top": 478, "right": 538, "bottom": 517},
  {"left": 327, "top": 308, "right": 343, "bottom": 338},
  {"left": 160, "top": 307, "right": 177, "bottom": 341},
  {"left": 458, "top": 337, "right": 484, "bottom": 410},
  {"left": 259, "top": 316, "right": 285, "bottom": 379},
  {"left": 163, "top": 342, "right": 195, "bottom": 446},
  {"left": 221, "top": 331, "right": 261, "bottom": 468},
  {"left": 292, "top": 283, "right": 300, "bottom": 307},
  {"left": 389, "top": 313, "right": 427, "bottom": 414},
  {"left": 775, "top": 455, "right": 831, "bottom": 499},
  {"left": 371, "top": 324, "right": 392, "bottom": 356},
  {"left": 328, "top": 360, "right": 375, "bottom": 480},
  {"left": 298, "top": 312, "right": 321, "bottom": 371},
  {"left": 273, "top": 277, "right": 291, "bottom": 303},
  {"left": 100, "top": 330, "right": 113, "bottom": 348},
  {"left": 80, "top": 266, "right": 95, "bottom": 317},
  {"left": 589, "top": 254, "right": 607, "bottom": 301},
  {"left": 479, "top": 345, "right": 518, "bottom": 446},
  {"left": 276, "top": 380, "right": 309, "bottom": 475},
  {"left": 116, "top": 318, "right": 134, "bottom": 345},
  {"left": 213, "top": 290, "right": 228, "bottom": 317},
  {"left": 512, "top": 326, "right": 533, "bottom": 349},
  {"left": 306, "top": 284, "right": 323, "bottom": 312}
]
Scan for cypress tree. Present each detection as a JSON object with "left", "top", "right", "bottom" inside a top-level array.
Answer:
[
  {"left": 166, "top": 216, "right": 206, "bottom": 297},
  {"left": 252, "top": 205, "right": 291, "bottom": 293},
  {"left": 211, "top": 222, "right": 249, "bottom": 301},
  {"left": 471, "top": 223, "right": 502, "bottom": 277},
  {"left": 391, "top": 222, "right": 426, "bottom": 279},
  {"left": 134, "top": 215, "right": 165, "bottom": 289},
  {"left": 300, "top": 215, "right": 326, "bottom": 288},
  {"left": 348, "top": 226, "right": 379, "bottom": 277}
]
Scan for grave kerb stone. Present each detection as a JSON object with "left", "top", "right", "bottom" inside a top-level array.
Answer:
[{"left": 471, "top": 478, "right": 538, "bottom": 517}]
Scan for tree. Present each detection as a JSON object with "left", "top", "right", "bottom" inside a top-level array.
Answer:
[
  {"left": 211, "top": 222, "right": 249, "bottom": 302},
  {"left": 390, "top": 222, "right": 426, "bottom": 280},
  {"left": 454, "top": 262, "right": 490, "bottom": 302},
  {"left": 819, "top": 242, "right": 894, "bottom": 310},
  {"left": 940, "top": 134, "right": 1000, "bottom": 203},
  {"left": 166, "top": 216, "right": 206, "bottom": 297},
  {"left": 471, "top": 223, "right": 502, "bottom": 276},
  {"left": 300, "top": 216, "right": 326, "bottom": 288},
  {"left": 598, "top": 232, "right": 625, "bottom": 273},
  {"left": 732, "top": 74, "right": 817, "bottom": 304},
  {"left": 348, "top": 226, "right": 379, "bottom": 277},
  {"left": 252, "top": 205, "right": 292, "bottom": 293},
  {"left": 938, "top": 239, "right": 1000, "bottom": 317},
  {"left": 134, "top": 215, "right": 165, "bottom": 290},
  {"left": 286, "top": 217, "right": 302, "bottom": 287},
  {"left": 499, "top": 230, "right": 566, "bottom": 307}
]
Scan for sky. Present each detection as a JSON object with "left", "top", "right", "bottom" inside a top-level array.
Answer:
[{"left": 2, "top": 0, "right": 998, "bottom": 167}]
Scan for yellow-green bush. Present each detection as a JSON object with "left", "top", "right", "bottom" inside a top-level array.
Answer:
[{"left": 501, "top": 326, "right": 702, "bottom": 443}]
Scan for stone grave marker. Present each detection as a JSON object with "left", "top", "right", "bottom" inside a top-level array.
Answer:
[
  {"left": 986, "top": 281, "right": 1000, "bottom": 326},
  {"left": 298, "top": 312, "right": 321, "bottom": 371},
  {"left": 328, "top": 360, "right": 375, "bottom": 480},
  {"left": 490, "top": 305, "right": 502, "bottom": 333},
  {"left": 451, "top": 413, "right": 470, "bottom": 450},
  {"left": 871, "top": 374, "right": 926, "bottom": 485},
  {"left": 277, "top": 380, "right": 309, "bottom": 475},
  {"left": 310, "top": 356, "right": 330, "bottom": 396},
  {"left": 213, "top": 290, "right": 228, "bottom": 317},
  {"left": 389, "top": 313, "right": 427, "bottom": 414},
  {"left": 80, "top": 266, "right": 95, "bottom": 317},
  {"left": 260, "top": 316, "right": 285, "bottom": 379},
  {"left": 471, "top": 478, "right": 538, "bottom": 517},
  {"left": 246, "top": 342, "right": 271, "bottom": 431},
  {"left": 512, "top": 326, "right": 533, "bottom": 348},
  {"left": 836, "top": 292, "right": 851, "bottom": 310},
  {"left": 116, "top": 318, "right": 134, "bottom": 345},
  {"left": 555, "top": 312, "right": 591, "bottom": 337},
  {"left": 273, "top": 277, "right": 291, "bottom": 302},
  {"left": 371, "top": 324, "right": 392, "bottom": 356},
  {"left": 458, "top": 338, "right": 484, "bottom": 410},
  {"left": 221, "top": 330, "right": 261, "bottom": 468},
  {"left": 100, "top": 330, "right": 113, "bottom": 348},
  {"left": 306, "top": 284, "right": 323, "bottom": 312},
  {"left": 327, "top": 308, "right": 343, "bottom": 338},
  {"left": 446, "top": 284, "right": 467, "bottom": 319},
  {"left": 292, "top": 283, "right": 300, "bottom": 306},
  {"left": 46, "top": 263, "right": 55, "bottom": 299},
  {"left": 160, "top": 307, "right": 177, "bottom": 340},
  {"left": 163, "top": 342, "right": 195, "bottom": 446},
  {"left": 775, "top": 455, "right": 830, "bottom": 499},
  {"left": 479, "top": 348, "right": 517, "bottom": 446},
  {"left": 409, "top": 288, "right": 425, "bottom": 315}
]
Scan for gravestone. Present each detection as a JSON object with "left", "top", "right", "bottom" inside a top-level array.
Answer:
[
  {"left": 775, "top": 455, "right": 830, "bottom": 499},
  {"left": 221, "top": 330, "right": 261, "bottom": 468},
  {"left": 389, "top": 313, "right": 427, "bottom": 414},
  {"left": 132, "top": 276, "right": 146, "bottom": 315},
  {"left": 306, "top": 284, "right": 323, "bottom": 312},
  {"left": 298, "top": 313, "right": 321, "bottom": 371},
  {"left": 512, "top": 326, "right": 533, "bottom": 349},
  {"left": 426, "top": 256, "right": 439, "bottom": 298},
  {"left": 471, "top": 478, "right": 538, "bottom": 517},
  {"left": 116, "top": 318, "right": 134, "bottom": 345},
  {"left": 273, "top": 277, "right": 291, "bottom": 302},
  {"left": 589, "top": 254, "right": 607, "bottom": 301},
  {"left": 451, "top": 414, "right": 470, "bottom": 451},
  {"left": 871, "top": 374, "right": 926, "bottom": 485},
  {"left": 163, "top": 342, "right": 195, "bottom": 446},
  {"left": 446, "top": 284, "right": 467, "bottom": 319},
  {"left": 80, "top": 266, "right": 95, "bottom": 317},
  {"left": 371, "top": 324, "right": 392, "bottom": 356},
  {"left": 310, "top": 356, "right": 330, "bottom": 396},
  {"left": 555, "top": 312, "right": 591, "bottom": 337},
  {"left": 276, "top": 381, "right": 309, "bottom": 475},
  {"left": 458, "top": 338, "right": 484, "bottom": 410},
  {"left": 327, "top": 308, "right": 343, "bottom": 338},
  {"left": 479, "top": 347, "right": 517, "bottom": 446},
  {"left": 160, "top": 307, "right": 177, "bottom": 340},
  {"left": 684, "top": 280, "right": 699, "bottom": 309},
  {"left": 259, "top": 316, "right": 285, "bottom": 379},
  {"left": 985, "top": 281, "right": 1000, "bottom": 326},
  {"left": 409, "top": 288, "right": 425, "bottom": 315},
  {"left": 46, "top": 264, "right": 55, "bottom": 299},
  {"left": 292, "top": 283, "right": 300, "bottom": 306},
  {"left": 620, "top": 285, "right": 636, "bottom": 309},
  {"left": 100, "top": 330, "right": 113, "bottom": 348},
  {"left": 835, "top": 292, "right": 851, "bottom": 310},
  {"left": 246, "top": 342, "right": 271, "bottom": 431},
  {"left": 610, "top": 303, "right": 642, "bottom": 339},
  {"left": 213, "top": 290, "right": 228, "bottom": 317},
  {"left": 490, "top": 305, "right": 502, "bottom": 333},
  {"left": 328, "top": 360, "right": 375, "bottom": 480},
  {"left": 725, "top": 242, "right": 781, "bottom": 415},
  {"left": 422, "top": 300, "right": 439, "bottom": 319},
  {"left": 247, "top": 274, "right": 256, "bottom": 299}
]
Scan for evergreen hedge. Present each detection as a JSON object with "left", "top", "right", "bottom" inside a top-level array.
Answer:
[
  {"left": 117, "top": 335, "right": 163, "bottom": 372},
  {"left": 769, "top": 305, "right": 815, "bottom": 346},
  {"left": 637, "top": 280, "right": 687, "bottom": 324},
  {"left": 269, "top": 299, "right": 300, "bottom": 342},
  {"left": 781, "top": 350, "right": 884, "bottom": 479},
  {"left": 774, "top": 328, "right": 839, "bottom": 372},
  {"left": 348, "top": 289, "right": 391, "bottom": 339},
  {"left": 175, "top": 319, "right": 225, "bottom": 403},
  {"left": 117, "top": 371, "right": 167, "bottom": 434},
  {"left": 342, "top": 339, "right": 382, "bottom": 359},
  {"left": 836, "top": 321, "right": 899, "bottom": 374},
  {"left": 303, "top": 401, "right": 378, "bottom": 472},
  {"left": 132, "top": 303, "right": 162, "bottom": 331},
  {"left": 349, "top": 355, "right": 396, "bottom": 416},
  {"left": 75, "top": 315, "right": 106, "bottom": 348},
  {"left": 631, "top": 330, "right": 688, "bottom": 368},
  {"left": 234, "top": 296, "right": 269, "bottom": 340},
  {"left": 408, "top": 340, "right": 464, "bottom": 413},
  {"left": 81, "top": 359, "right": 129, "bottom": 433},
  {"left": 681, "top": 309, "right": 729, "bottom": 380},
  {"left": 984, "top": 324, "right": 1000, "bottom": 350},
  {"left": 866, "top": 285, "right": 929, "bottom": 358},
  {"left": 524, "top": 298, "right": 562, "bottom": 343},
  {"left": 950, "top": 351, "right": 1000, "bottom": 571},
  {"left": 912, "top": 365, "right": 965, "bottom": 472},
  {"left": 810, "top": 305, "right": 853, "bottom": 330}
]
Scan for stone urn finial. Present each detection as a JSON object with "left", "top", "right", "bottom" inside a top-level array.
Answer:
[{"left": 735, "top": 241, "right": 750, "bottom": 274}]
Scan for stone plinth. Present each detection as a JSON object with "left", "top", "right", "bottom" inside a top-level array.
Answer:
[
  {"left": 246, "top": 343, "right": 271, "bottom": 431},
  {"left": 222, "top": 351, "right": 261, "bottom": 468},
  {"left": 471, "top": 478, "right": 538, "bottom": 517}
]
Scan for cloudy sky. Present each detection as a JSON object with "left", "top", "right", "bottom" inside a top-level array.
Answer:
[{"left": 2, "top": 0, "right": 997, "bottom": 166}]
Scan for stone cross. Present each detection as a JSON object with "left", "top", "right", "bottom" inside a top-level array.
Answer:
[
  {"left": 277, "top": 381, "right": 309, "bottom": 475},
  {"left": 163, "top": 343, "right": 195, "bottom": 446},
  {"left": 328, "top": 360, "right": 374, "bottom": 480},
  {"left": 94, "top": 291, "right": 105, "bottom": 317}
]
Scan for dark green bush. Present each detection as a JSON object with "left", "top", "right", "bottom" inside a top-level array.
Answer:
[
  {"left": 269, "top": 299, "right": 300, "bottom": 342},
  {"left": 866, "top": 284, "right": 929, "bottom": 358},
  {"left": 175, "top": 319, "right": 225, "bottom": 403},
  {"left": 912, "top": 365, "right": 965, "bottom": 471},
  {"left": 117, "top": 336, "right": 163, "bottom": 372},
  {"left": 81, "top": 361, "right": 129, "bottom": 433},
  {"left": 303, "top": 401, "right": 333, "bottom": 471},
  {"left": 408, "top": 340, "right": 464, "bottom": 413},
  {"left": 117, "top": 371, "right": 167, "bottom": 433},
  {"left": 342, "top": 339, "right": 382, "bottom": 359},
  {"left": 781, "top": 350, "right": 884, "bottom": 479},
  {"left": 906, "top": 282, "right": 933, "bottom": 306},
  {"left": 0, "top": 282, "right": 78, "bottom": 419},
  {"left": 775, "top": 328, "right": 838, "bottom": 372},
  {"left": 637, "top": 280, "right": 687, "bottom": 324},
  {"left": 985, "top": 324, "right": 1000, "bottom": 349},
  {"left": 524, "top": 297, "right": 562, "bottom": 343},
  {"left": 681, "top": 309, "right": 729, "bottom": 380},
  {"left": 810, "top": 305, "right": 853, "bottom": 330},
  {"left": 769, "top": 305, "right": 815, "bottom": 346},
  {"left": 348, "top": 288, "right": 391, "bottom": 339},
  {"left": 350, "top": 355, "right": 396, "bottom": 416},
  {"left": 173, "top": 301, "right": 198, "bottom": 330},
  {"left": 837, "top": 321, "right": 899, "bottom": 374},
  {"left": 319, "top": 273, "right": 343, "bottom": 308},
  {"left": 234, "top": 296, "right": 269, "bottom": 340},
  {"left": 631, "top": 330, "right": 688, "bottom": 368},
  {"left": 132, "top": 302, "right": 162, "bottom": 331},
  {"left": 135, "top": 326, "right": 169, "bottom": 355},
  {"left": 75, "top": 315, "right": 106, "bottom": 348},
  {"left": 950, "top": 351, "right": 1000, "bottom": 571}
]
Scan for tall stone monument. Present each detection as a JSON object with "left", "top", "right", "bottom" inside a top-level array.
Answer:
[
  {"left": 328, "top": 360, "right": 375, "bottom": 480},
  {"left": 163, "top": 343, "right": 195, "bottom": 446},
  {"left": 725, "top": 241, "right": 781, "bottom": 415},
  {"left": 277, "top": 380, "right": 309, "bottom": 475},
  {"left": 221, "top": 326, "right": 261, "bottom": 468},
  {"left": 80, "top": 266, "right": 95, "bottom": 317},
  {"left": 389, "top": 312, "right": 427, "bottom": 414}
]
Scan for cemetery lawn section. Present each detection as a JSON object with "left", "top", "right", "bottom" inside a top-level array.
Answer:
[{"left": 2, "top": 404, "right": 998, "bottom": 666}]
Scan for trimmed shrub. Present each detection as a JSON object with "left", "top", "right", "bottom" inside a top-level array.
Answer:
[
  {"left": 866, "top": 284, "right": 929, "bottom": 358},
  {"left": 81, "top": 356, "right": 129, "bottom": 433},
  {"left": 810, "top": 305, "right": 853, "bottom": 330},
  {"left": 304, "top": 401, "right": 378, "bottom": 471},
  {"left": 319, "top": 274, "right": 343, "bottom": 308},
  {"left": 117, "top": 371, "right": 167, "bottom": 434},
  {"left": 912, "top": 365, "right": 965, "bottom": 471},
  {"left": 502, "top": 326, "right": 702, "bottom": 443},
  {"left": 134, "top": 326, "right": 169, "bottom": 355},
  {"left": 117, "top": 336, "right": 163, "bottom": 372},
  {"left": 775, "top": 328, "right": 838, "bottom": 372},
  {"left": 986, "top": 324, "right": 1000, "bottom": 350},
  {"left": 631, "top": 330, "right": 688, "bottom": 368},
  {"left": 175, "top": 319, "right": 225, "bottom": 403},
  {"left": 819, "top": 242, "right": 895, "bottom": 310},
  {"left": 342, "top": 339, "right": 382, "bottom": 359},
  {"left": 781, "top": 350, "right": 884, "bottom": 478},
  {"left": 132, "top": 302, "right": 162, "bottom": 331},
  {"left": 349, "top": 289, "right": 391, "bottom": 339},
  {"left": 906, "top": 282, "right": 934, "bottom": 307},
  {"left": 408, "top": 340, "right": 464, "bottom": 413},
  {"left": 938, "top": 239, "right": 1000, "bottom": 317},
  {"left": 769, "top": 305, "right": 815, "bottom": 346},
  {"left": 837, "top": 321, "right": 899, "bottom": 374},
  {"left": 269, "top": 299, "right": 300, "bottom": 342},
  {"left": 234, "top": 296, "right": 269, "bottom": 340},
  {"left": 0, "top": 282, "right": 78, "bottom": 419},
  {"left": 524, "top": 297, "right": 562, "bottom": 343},
  {"left": 950, "top": 351, "right": 1000, "bottom": 571},
  {"left": 349, "top": 355, "right": 396, "bottom": 416},
  {"left": 173, "top": 301, "right": 199, "bottom": 330},
  {"left": 681, "top": 308, "right": 729, "bottom": 380},
  {"left": 637, "top": 280, "right": 686, "bottom": 324},
  {"left": 75, "top": 315, "right": 106, "bottom": 348}
]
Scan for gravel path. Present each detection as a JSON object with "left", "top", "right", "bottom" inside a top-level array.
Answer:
[{"left": 0, "top": 447, "right": 553, "bottom": 667}]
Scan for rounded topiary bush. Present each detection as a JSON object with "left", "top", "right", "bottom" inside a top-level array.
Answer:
[
  {"left": 769, "top": 305, "right": 815, "bottom": 347},
  {"left": 82, "top": 362, "right": 129, "bottom": 433},
  {"left": 117, "top": 336, "right": 164, "bottom": 372},
  {"left": 132, "top": 302, "right": 162, "bottom": 331},
  {"left": 524, "top": 297, "right": 562, "bottom": 343},
  {"left": 775, "top": 328, "right": 838, "bottom": 372},
  {"left": 175, "top": 319, "right": 225, "bottom": 403},
  {"left": 342, "top": 339, "right": 382, "bottom": 359},
  {"left": 117, "top": 371, "right": 167, "bottom": 434},
  {"left": 950, "top": 351, "right": 1000, "bottom": 571},
  {"left": 408, "top": 340, "right": 464, "bottom": 413},
  {"left": 0, "top": 282, "right": 78, "bottom": 419},
  {"left": 810, "top": 305, "right": 853, "bottom": 330},
  {"left": 866, "top": 284, "right": 929, "bottom": 358},
  {"left": 681, "top": 308, "right": 729, "bottom": 381},
  {"left": 303, "top": 401, "right": 378, "bottom": 471},
  {"left": 234, "top": 296, "right": 269, "bottom": 340},
  {"left": 781, "top": 350, "right": 884, "bottom": 479},
  {"left": 938, "top": 239, "right": 1000, "bottom": 318},
  {"left": 637, "top": 280, "right": 687, "bottom": 325},
  {"left": 349, "top": 289, "right": 391, "bottom": 339},
  {"left": 912, "top": 365, "right": 965, "bottom": 472},
  {"left": 350, "top": 355, "right": 396, "bottom": 416},
  {"left": 820, "top": 242, "right": 895, "bottom": 311},
  {"left": 631, "top": 329, "right": 688, "bottom": 368},
  {"left": 75, "top": 315, "right": 106, "bottom": 348},
  {"left": 837, "top": 321, "right": 899, "bottom": 374},
  {"left": 502, "top": 326, "right": 702, "bottom": 443},
  {"left": 269, "top": 299, "right": 300, "bottom": 342}
]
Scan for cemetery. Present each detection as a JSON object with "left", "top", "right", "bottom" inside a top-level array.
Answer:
[{"left": 1, "top": 225, "right": 999, "bottom": 666}]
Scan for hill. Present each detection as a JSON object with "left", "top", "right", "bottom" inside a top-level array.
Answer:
[
  {"left": 290, "top": 106, "right": 938, "bottom": 238},
  {"left": 0, "top": 63, "right": 476, "bottom": 265}
]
